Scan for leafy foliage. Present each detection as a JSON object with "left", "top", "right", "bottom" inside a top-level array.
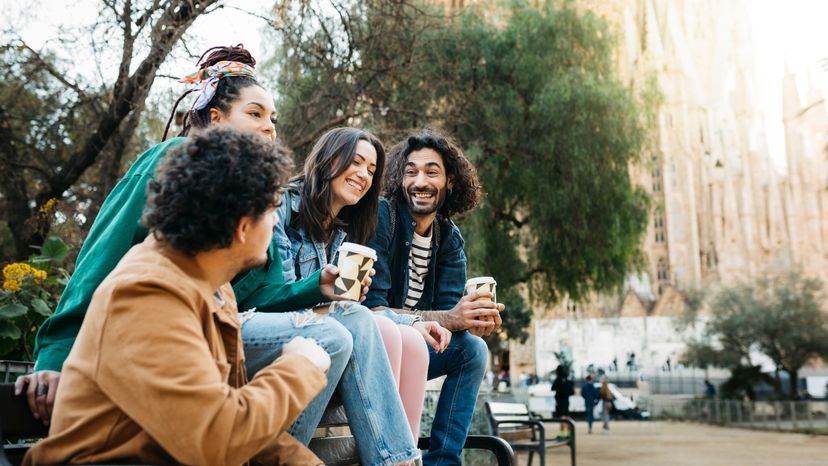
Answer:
[
  {"left": 271, "top": 0, "right": 654, "bottom": 346},
  {"left": 0, "top": 237, "right": 69, "bottom": 360},
  {"left": 684, "top": 270, "right": 828, "bottom": 399},
  {"left": 0, "top": 1, "right": 219, "bottom": 262}
]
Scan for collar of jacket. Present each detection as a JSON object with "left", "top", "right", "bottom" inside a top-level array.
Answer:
[{"left": 395, "top": 197, "right": 444, "bottom": 247}]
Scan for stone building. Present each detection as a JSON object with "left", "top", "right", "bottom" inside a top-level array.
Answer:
[{"left": 511, "top": 0, "right": 828, "bottom": 378}]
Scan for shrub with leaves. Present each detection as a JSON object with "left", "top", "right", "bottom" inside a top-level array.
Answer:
[{"left": 0, "top": 237, "right": 69, "bottom": 360}]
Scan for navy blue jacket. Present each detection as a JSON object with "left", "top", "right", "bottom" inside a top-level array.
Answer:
[
  {"left": 581, "top": 382, "right": 599, "bottom": 407},
  {"left": 365, "top": 198, "right": 466, "bottom": 310}
]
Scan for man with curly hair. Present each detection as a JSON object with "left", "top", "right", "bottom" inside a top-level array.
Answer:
[
  {"left": 24, "top": 129, "right": 331, "bottom": 466},
  {"left": 366, "top": 129, "right": 504, "bottom": 465}
]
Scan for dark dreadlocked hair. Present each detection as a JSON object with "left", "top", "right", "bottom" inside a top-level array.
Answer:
[{"left": 162, "top": 44, "right": 261, "bottom": 140}]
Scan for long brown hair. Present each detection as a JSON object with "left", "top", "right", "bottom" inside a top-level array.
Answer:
[
  {"left": 600, "top": 379, "right": 613, "bottom": 400},
  {"left": 292, "top": 127, "right": 385, "bottom": 244}
]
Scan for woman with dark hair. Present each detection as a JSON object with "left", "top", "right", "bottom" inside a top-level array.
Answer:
[
  {"left": 19, "top": 46, "right": 362, "bottom": 461},
  {"left": 273, "top": 127, "right": 452, "bottom": 443},
  {"left": 23, "top": 45, "right": 276, "bottom": 415}
]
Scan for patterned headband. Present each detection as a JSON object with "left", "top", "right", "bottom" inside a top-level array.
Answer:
[{"left": 179, "top": 60, "right": 257, "bottom": 111}]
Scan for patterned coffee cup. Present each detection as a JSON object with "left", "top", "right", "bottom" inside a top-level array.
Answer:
[
  {"left": 465, "top": 276, "right": 497, "bottom": 336},
  {"left": 335, "top": 242, "right": 378, "bottom": 301}
]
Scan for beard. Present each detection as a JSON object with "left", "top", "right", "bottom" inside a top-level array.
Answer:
[{"left": 404, "top": 185, "right": 449, "bottom": 216}]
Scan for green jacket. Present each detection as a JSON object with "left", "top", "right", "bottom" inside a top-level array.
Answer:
[{"left": 34, "top": 137, "right": 323, "bottom": 372}]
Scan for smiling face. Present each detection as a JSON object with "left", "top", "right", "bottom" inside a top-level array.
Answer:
[
  {"left": 210, "top": 85, "right": 277, "bottom": 142},
  {"left": 402, "top": 148, "right": 453, "bottom": 218},
  {"left": 330, "top": 139, "right": 378, "bottom": 214}
]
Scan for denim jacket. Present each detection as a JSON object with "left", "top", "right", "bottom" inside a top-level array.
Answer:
[
  {"left": 275, "top": 185, "right": 419, "bottom": 326},
  {"left": 365, "top": 197, "right": 466, "bottom": 311}
]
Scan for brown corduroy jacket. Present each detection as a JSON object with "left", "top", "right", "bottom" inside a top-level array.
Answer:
[{"left": 24, "top": 236, "right": 326, "bottom": 466}]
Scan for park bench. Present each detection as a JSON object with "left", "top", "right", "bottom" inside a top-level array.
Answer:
[
  {"left": 484, "top": 401, "right": 575, "bottom": 466},
  {"left": 310, "top": 392, "right": 514, "bottom": 465},
  {"left": 1, "top": 382, "right": 514, "bottom": 466}
]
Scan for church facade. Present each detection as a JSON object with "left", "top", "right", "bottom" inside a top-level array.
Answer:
[{"left": 510, "top": 0, "right": 828, "bottom": 378}]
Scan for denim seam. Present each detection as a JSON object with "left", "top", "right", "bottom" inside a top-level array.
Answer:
[
  {"left": 348, "top": 342, "right": 394, "bottom": 460},
  {"left": 369, "top": 448, "right": 422, "bottom": 466},
  {"left": 341, "top": 306, "right": 418, "bottom": 465},
  {"left": 433, "top": 345, "right": 465, "bottom": 466}
]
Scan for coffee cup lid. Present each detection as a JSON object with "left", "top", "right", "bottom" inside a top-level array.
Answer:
[
  {"left": 339, "top": 242, "right": 377, "bottom": 261},
  {"left": 465, "top": 276, "right": 496, "bottom": 287}
]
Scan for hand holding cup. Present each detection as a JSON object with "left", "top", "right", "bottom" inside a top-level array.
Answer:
[
  {"left": 465, "top": 277, "right": 501, "bottom": 337},
  {"left": 331, "top": 242, "right": 377, "bottom": 301}
]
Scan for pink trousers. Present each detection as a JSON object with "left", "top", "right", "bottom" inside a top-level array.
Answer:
[{"left": 373, "top": 315, "right": 429, "bottom": 441}]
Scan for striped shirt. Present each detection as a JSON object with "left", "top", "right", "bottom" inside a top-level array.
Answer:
[{"left": 404, "top": 231, "right": 432, "bottom": 309}]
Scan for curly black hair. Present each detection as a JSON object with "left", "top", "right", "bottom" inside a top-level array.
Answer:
[
  {"left": 383, "top": 128, "right": 481, "bottom": 218},
  {"left": 143, "top": 128, "right": 293, "bottom": 256}
]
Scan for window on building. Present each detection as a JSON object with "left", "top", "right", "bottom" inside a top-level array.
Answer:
[
  {"left": 657, "top": 258, "right": 670, "bottom": 282},
  {"left": 651, "top": 154, "right": 663, "bottom": 193},
  {"left": 654, "top": 208, "right": 665, "bottom": 243}
]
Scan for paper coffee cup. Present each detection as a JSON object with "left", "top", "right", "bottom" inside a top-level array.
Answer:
[
  {"left": 465, "top": 277, "right": 497, "bottom": 336},
  {"left": 465, "top": 276, "right": 497, "bottom": 303},
  {"left": 334, "top": 242, "right": 377, "bottom": 301}
]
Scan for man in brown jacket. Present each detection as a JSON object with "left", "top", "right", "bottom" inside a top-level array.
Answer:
[{"left": 24, "top": 128, "right": 330, "bottom": 466}]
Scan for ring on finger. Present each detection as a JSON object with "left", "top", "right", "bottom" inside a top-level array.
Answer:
[{"left": 36, "top": 383, "right": 48, "bottom": 397}]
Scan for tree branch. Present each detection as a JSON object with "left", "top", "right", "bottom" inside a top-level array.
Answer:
[
  {"left": 40, "top": 0, "right": 219, "bottom": 204},
  {"left": 19, "top": 42, "right": 93, "bottom": 103}
]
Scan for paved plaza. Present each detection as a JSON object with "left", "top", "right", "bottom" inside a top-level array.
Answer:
[{"left": 534, "top": 421, "right": 828, "bottom": 466}]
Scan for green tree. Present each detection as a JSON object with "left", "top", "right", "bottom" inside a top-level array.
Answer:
[
  {"left": 685, "top": 270, "right": 828, "bottom": 399},
  {"left": 270, "top": 0, "right": 654, "bottom": 348},
  {"left": 0, "top": 0, "right": 219, "bottom": 261}
]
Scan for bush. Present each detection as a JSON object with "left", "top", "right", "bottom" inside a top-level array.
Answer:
[{"left": 0, "top": 236, "right": 69, "bottom": 360}]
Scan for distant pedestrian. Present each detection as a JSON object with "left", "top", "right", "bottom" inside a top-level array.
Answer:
[
  {"left": 600, "top": 377, "right": 614, "bottom": 433},
  {"left": 626, "top": 352, "right": 637, "bottom": 372},
  {"left": 551, "top": 365, "right": 575, "bottom": 438},
  {"left": 498, "top": 368, "right": 511, "bottom": 388},
  {"left": 518, "top": 372, "right": 530, "bottom": 387},
  {"left": 611, "top": 357, "right": 618, "bottom": 372},
  {"left": 704, "top": 379, "right": 716, "bottom": 398},
  {"left": 581, "top": 375, "right": 599, "bottom": 434}
]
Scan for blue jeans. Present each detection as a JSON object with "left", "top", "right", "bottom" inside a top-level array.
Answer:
[
  {"left": 242, "top": 303, "right": 419, "bottom": 466},
  {"left": 423, "top": 331, "right": 488, "bottom": 466},
  {"left": 585, "top": 401, "right": 595, "bottom": 431}
]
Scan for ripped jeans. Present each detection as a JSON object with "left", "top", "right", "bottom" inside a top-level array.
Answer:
[{"left": 241, "top": 302, "right": 420, "bottom": 466}]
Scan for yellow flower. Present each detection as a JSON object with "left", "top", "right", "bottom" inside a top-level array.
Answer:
[
  {"left": 3, "top": 279, "right": 21, "bottom": 292},
  {"left": 2, "top": 262, "right": 46, "bottom": 285},
  {"left": 38, "top": 198, "right": 57, "bottom": 219}
]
